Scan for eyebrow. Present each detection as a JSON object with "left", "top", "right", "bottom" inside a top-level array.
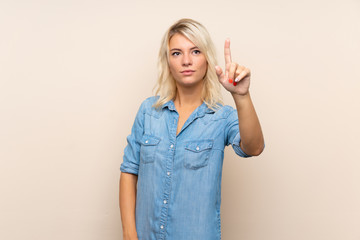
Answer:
[{"left": 170, "top": 47, "right": 199, "bottom": 52}]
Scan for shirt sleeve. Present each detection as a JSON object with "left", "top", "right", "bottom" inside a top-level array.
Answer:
[
  {"left": 225, "top": 108, "right": 252, "bottom": 158},
  {"left": 120, "top": 101, "right": 146, "bottom": 175}
]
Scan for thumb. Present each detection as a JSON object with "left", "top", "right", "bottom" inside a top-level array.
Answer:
[{"left": 215, "top": 66, "right": 224, "bottom": 79}]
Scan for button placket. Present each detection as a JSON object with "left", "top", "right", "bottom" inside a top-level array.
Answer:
[{"left": 159, "top": 112, "right": 178, "bottom": 238}]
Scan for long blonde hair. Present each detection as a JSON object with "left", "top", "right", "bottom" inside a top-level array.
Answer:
[{"left": 153, "top": 18, "right": 223, "bottom": 110}]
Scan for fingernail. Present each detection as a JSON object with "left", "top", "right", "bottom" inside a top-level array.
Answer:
[
  {"left": 228, "top": 79, "right": 233, "bottom": 83},
  {"left": 233, "top": 81, "right": 237, "bottom": 86},
  {"left": 235, "top": 78, "right": 239, "bottom": 82}
]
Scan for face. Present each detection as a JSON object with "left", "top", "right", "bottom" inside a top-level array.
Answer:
[{"left": 168, "top": 33, "right": 208, "bottom": 88}]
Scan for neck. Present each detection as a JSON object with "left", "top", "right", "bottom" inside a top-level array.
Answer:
[{"left": 174, "top": 83, "right": 203, "bottom": 108}]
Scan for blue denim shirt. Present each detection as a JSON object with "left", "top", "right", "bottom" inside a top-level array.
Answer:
[{"left": 120, "top": 96, "right": 251, "bottom": 240}]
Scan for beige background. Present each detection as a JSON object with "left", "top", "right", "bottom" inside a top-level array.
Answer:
[{"left": 1, "top": 0, "right": 360, "bottom": 239}]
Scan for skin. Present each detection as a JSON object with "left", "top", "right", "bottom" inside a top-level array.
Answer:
[
  {"left": 120, "top": 172, "right": 138, "bottom": 240},
  {"left": 168, "top": 33, "right": 208, "bottom": 89},
  {"left": 120, "top": 33, "right": 264, "bottom": 240}
]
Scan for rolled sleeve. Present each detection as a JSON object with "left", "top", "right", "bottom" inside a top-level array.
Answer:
[
  {"left": 231, "top": 132, "right": 252, "bottom": 158},
  {"left": 120, "top": 135, "right": 141, "bottom": 175},
  {"left": 225, "top": 108, "right": 252, "bottom": 158},
  {"left": 120, "top": 101, "right": 146, "bottom": 175}
]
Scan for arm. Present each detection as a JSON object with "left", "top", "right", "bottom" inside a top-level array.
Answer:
[
  {"left": 215, "top": 38, "right": 264, "bottom": 156},
  {"left": 119, "top": 101, "right": 146, "bottom": 239},
  {"left": 232, "top": 92, "right": 264, "bottom": 156},
  {"left": 119, "top": 172, "right": 138, "bottom": 240}
]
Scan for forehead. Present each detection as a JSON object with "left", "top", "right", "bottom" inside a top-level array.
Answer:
[{"left": 169, "top": 33, "right": 197, "bottom": 49}]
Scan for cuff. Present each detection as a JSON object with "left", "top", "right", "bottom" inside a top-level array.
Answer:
[
  {"left": 231, "top": 132, "right": 252, "bottom": 158},
  {"left": 120, "top": 162, "right": 139, "bottom": 175}
]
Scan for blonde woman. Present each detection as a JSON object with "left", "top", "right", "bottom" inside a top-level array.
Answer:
[{"left": 119, "top": 18, "right": 264, "bottom": 240}]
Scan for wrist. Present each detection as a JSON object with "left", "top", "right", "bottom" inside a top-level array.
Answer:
[{"left": 231, "top": 91, "right": 250, "bottom": 101}]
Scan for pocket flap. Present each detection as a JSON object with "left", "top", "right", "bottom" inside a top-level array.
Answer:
[
  {"left": 141, "top": 134, "right": 161, "bottom": 146},
  {"left": 185, "top": 140, "right": 213, "bottom": 153}
]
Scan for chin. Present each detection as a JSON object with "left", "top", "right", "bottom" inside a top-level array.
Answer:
[
  {"left": 176, "top": 76, "right": 202, "bottom": 86},
  {"left": 177, "top": 80, "right": 202, "bottom": 88}
]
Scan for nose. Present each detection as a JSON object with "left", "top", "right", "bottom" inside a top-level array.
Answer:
[{"left": 182, "top": 53, "right": 192, "bottom": 66}]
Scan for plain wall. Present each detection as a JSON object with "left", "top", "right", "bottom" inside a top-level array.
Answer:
[{"left": 1, "top": 0, "right": 359, "bottom": 239}]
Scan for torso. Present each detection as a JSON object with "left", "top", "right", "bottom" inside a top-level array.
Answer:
[{"left": 126, "top": 97, "right": 243, "bottom": 240}]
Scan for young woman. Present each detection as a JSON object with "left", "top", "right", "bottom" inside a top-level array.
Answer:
[{"left": 119, "top": 18, "right": 264, "bottom": 240}]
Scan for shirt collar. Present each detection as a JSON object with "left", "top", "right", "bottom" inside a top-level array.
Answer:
[
  {"left": 161, "top": 100, "right": 215, "bottom": 115},
  {"left": 161, "top": 100, "right": 176, "bottom": 111}
]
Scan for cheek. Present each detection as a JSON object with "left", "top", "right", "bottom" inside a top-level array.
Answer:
[
  {"left": 168, "top": 60, "right": 178, "bottom": 74},
  {"left": 200, "top": 60, "right": 208, "bottom": 74},
  {"left": 198, "top": 56, "right": 207, "bottom": 67},
  {"left": 168, "top": 62, "right": 181, "bottom": 81}
]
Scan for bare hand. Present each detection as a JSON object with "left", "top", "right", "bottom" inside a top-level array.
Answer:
[{"left": 215, "top": 38, "right": 251, "bottom": 96}]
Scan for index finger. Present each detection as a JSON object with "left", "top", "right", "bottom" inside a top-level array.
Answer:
[{"left": 224, "top": 38, "right": 232, "bottom": 65}]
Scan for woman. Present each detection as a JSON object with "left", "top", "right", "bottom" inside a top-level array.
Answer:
[{"left": 119, "top": 18, "right": 264, "bottom": 240}]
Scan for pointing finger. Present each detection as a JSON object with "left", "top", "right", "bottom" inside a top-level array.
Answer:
[{"left": 224, "top": 38, "right": 232, "bottom": 65}]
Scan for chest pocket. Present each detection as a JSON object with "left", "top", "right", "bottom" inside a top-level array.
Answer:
[
  {"left": 140, "top": 134, "right": 161, "bottom": 164},
  {"left": 184, "top": 139, "right": 214, "bottom": 169}
]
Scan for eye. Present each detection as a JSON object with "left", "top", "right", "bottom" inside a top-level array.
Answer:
[
  {"left": 171, "top": 52, "right": 181, "bottom": 56},
  {"left": 193, "top": 50, "right": 201, "bottom": 55}
]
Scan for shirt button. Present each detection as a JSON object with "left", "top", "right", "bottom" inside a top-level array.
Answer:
[
  {"left": 163, "top": 200, "right": 167, "bottom": 204},
  {"left": 196, "top": 146, "right": 200, "bottom": 151},
  {"left": 170, "top": 144, "right": 174, "bottom": 148},
  {"left": 167, "top": 172, "right": 170, "bottom": 175},
  {"left": 160, "top": 225, "right": 164, "bottom": 229},
  {"left": 145, "top": 140, "right": 148, "bottom": 144}
]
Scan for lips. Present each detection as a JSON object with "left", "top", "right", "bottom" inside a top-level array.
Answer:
[{"left": 180, "top": 70, "right": 195, "bottom": 76}]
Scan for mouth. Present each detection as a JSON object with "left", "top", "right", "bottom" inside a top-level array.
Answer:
[{"left": 180, "top": 70, "right": 195, "bottom": 76}]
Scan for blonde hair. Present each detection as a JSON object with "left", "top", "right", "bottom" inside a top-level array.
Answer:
[{"left": 153, "top": 18, "right": 223, "bottom": 110}]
